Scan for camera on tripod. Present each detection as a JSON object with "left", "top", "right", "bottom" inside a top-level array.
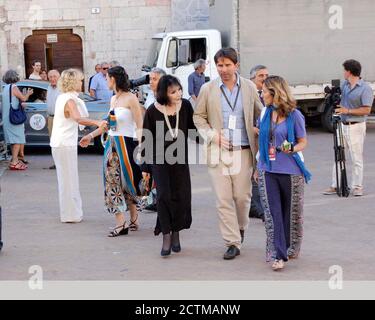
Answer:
[{"left": 324, "top": 79, "right": 341, "bottom": 108}]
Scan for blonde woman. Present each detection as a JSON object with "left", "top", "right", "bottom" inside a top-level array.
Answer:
[
  {"left": 256, "top": 76, "right": 311, "bottom": 271},
  {"left": 50, "top": 69, "right": 107, "bottom": 223}
]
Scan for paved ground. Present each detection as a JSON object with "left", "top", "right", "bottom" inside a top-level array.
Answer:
[{"left": 0, "top": 125, "right": 374, "bottom": 281}]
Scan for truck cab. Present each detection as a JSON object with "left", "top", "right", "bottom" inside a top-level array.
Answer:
[{"left": 142, "top": 29, "right": 222, "bottom": 100}]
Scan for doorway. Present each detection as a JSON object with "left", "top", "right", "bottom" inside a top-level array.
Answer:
[{"left": 24, "top": 29, "right": 83, "bottom": 79}]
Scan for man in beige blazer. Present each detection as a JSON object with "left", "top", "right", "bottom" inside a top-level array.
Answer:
[{"left": 193, "top": 48, "right": 263, "bottom": 260}]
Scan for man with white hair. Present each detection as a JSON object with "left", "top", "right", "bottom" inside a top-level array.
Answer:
[
  {"left": 89, "top": 62, "right": 113, "bottom": 102},
  {"left": 188, "top": 59, "right": 206, "bottom": 103},
  {"left": 109, "top": 60, "right": 120, "bottom": 68},
  {"left": 249, "top": 64, "right": 269, "bottom": 221},
  {"left": 143, "top": 67, "right": 166, "bottom": 215},
  {"left": 47, "top": 69, "right": 61, "bottom": 169},
  {"left": 144, "top": 67, "right": 167, "bottom": 109},
  {"left": 250, "top": 65, "right": 269, "bottom": 107}
]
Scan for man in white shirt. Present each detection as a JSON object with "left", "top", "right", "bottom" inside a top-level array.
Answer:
[
  {"left": 144, "top": 67, "right": 166, "bottom": 109},
  {"left": 143, "top": 68, "right": 166, "bottom": 214},
  {"left": 29, "top": 60, "right": 42, "bottom": 80}
]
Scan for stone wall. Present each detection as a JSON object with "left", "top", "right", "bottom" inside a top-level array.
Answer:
[{"left": 0, "top": 0, "right": 172, "bottom": 82}]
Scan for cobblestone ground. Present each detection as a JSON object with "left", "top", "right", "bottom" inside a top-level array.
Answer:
[{"left": 0, "top": 126, "right": 374, "bottom": 281}]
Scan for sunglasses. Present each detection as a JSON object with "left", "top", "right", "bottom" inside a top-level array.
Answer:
[{"left": 102, "top": 67, "right": 109, "bottom": 70}]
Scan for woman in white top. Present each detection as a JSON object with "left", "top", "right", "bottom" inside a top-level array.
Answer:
[
  {"left": 80, "top": 66, "right": 144, "bottom": 237},
  {"left": 51, "top": 69, "right": 107, "bottom": 223}
]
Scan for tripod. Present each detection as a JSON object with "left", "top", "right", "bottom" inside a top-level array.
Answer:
[{"left": 332, "top": 115, "right": 350, "bottom": 197}]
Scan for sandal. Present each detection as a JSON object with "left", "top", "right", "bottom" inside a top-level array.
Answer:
[
  {"left": 272, "top": 259, "right": 285, "bottom": 271},
  {"left": 129, "top": 214, "right": 139, "bottom": 231},
  {"left": 9, "top": 161, "right": 27, "bottom": 171},
  {"left": 18, "top": 157, "right": 29, "bottom": 165},
  {"left": 108, "top": 223, "right": 129, "bottom": 237}
]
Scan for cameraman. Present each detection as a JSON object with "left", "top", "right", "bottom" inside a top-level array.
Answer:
[
  {"left": 323, "top": 59, "right": 374, "bottom": 197},
  {"left": 144, "top": 68, "right": 166, "bottom": 109},
  {"left": 142, "top": 68, "right": 166, "bottom": 215}
]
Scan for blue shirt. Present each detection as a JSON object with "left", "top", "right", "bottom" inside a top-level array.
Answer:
[
  {"left": 188, "top": 71, "right": 205, "bottom": 97},
  {"left": 341, "top": 79, "right": 374, "bottom": 122},
  {"left": 90, "top": 72, "right": 113, "bottom": 102},
  {"left": 258, "top": 109, "right": 306, "bottom": 175},
  {"left": 219, "top": 75, "right": 249, "bottom": 146}
]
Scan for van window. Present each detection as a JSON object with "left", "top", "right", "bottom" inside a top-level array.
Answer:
[
  {"left": 145, "top": 39, "right": 163, "bottom": 70},
  {"left": 167, "top": 38, "right": 207, "bottom": 68},
  {"left": 166, "top": 39, "right": 178, "bottom": 68}
]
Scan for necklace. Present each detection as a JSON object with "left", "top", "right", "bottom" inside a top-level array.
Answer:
[
  {"left": 113, "top": 92, "right": 125, "bottom": 108},
  {"left": 161, "top": 103, "right": 180, "bottom": 139}
]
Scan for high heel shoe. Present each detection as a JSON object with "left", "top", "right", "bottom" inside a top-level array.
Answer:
[
  {"left": 171, "top": 231, "right": 181, "bottom": 253},
  {"left": 129, "top": 213, "right": 139, "bottom": 231},
  {"left": 161, "top": 247, "right": 171, "bottom": 257},
  {"left": 108, "top": 223, "right": 129, "bottom": 237},
  {"left": 161, "top": 233, "right": 171, "bottom": 257}
]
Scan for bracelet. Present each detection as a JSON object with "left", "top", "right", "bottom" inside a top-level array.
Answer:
[{"left": 89, "top": 133, "right": 94, "bottom": 139}]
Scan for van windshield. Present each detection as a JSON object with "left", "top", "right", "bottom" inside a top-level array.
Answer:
[{"left": 143, "top": 39, "right": 163, "bottom": 71}]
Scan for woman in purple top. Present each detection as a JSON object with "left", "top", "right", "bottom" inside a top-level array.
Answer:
[{"left": 255, "top": 76, "right": 311, "bottom": 271}]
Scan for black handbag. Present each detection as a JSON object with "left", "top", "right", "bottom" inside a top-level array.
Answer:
[{"left": 9, "top": 85, "right": 27, "bottom": 125}]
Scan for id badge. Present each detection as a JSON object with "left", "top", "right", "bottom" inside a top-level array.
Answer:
[
  {"left": 228, "top": 115, "right": 237, "bottom": 130},
  {"left": 269, "top": 145, "right": 276, "bottom": 161}
]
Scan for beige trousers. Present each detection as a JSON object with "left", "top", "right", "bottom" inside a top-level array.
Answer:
[
  {"left": 52, "top": 146, "right": 83, "bottom": 223},
  {"left": 208, "top": 149, "right": 253, "bottom": 249},
  {"left": 47, "top": 116, "right": 54, "bottom": 137}
]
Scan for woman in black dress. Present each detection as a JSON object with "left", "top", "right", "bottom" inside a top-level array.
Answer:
[{"left": 141, "top": 75, "right": 196, "bottom": 257}]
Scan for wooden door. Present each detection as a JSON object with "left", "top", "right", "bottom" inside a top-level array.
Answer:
[{"left": 24, "top": 29, "right": 83, "bottom": 79}]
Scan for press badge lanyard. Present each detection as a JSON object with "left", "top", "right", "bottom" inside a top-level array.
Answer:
[
  {"left": 269, "top": 111, "right": 279, "bottom": 161},
  {"left": 220, "top": 84, "right": 241, "bottom": 144},
  {"left": 220, "top": 84, "right": 241, "bottom": 113}
]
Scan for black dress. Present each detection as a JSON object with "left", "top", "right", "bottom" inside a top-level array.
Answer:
[{"left": 142, "top": 99, "right": 196, "bottom": 235}]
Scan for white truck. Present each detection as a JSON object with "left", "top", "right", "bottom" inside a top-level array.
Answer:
[{"left": 141, "top": 0, "right": 375, "bottom": 131}]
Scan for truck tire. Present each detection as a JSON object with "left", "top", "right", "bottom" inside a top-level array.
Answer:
[{"left": 321, "top": 103, "right": 335, "bottom": 133}]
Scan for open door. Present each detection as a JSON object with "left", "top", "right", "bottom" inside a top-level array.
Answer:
[{"left": 24, "top": 29, "right": 83, "bottom": 79}]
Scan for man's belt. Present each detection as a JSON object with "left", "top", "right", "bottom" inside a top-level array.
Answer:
[
  {"left": 229, "top": 145, "right": 250, "bottom": 151},
  {"left": 342, "top": 121, "right": 365, "bottom": 125}
]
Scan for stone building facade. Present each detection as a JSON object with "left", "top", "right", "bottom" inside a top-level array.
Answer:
[{"left": 0, "top": 0, "right": 209, "bottom": 86}]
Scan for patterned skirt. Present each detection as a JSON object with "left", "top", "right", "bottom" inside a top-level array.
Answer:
[
  {"left": 103, "top": 135, "right": 144, "bottom": 215},
  {"left": 258, "top": 171, "right": 304, "bottom": 262}
]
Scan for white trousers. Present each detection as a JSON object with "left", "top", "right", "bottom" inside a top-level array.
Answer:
[
  {"left": 52, "top": 146, "right": 83, "bottom": 223},
  {"left": 331, "top": 122, "right": 366, "bottom": 189}
]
